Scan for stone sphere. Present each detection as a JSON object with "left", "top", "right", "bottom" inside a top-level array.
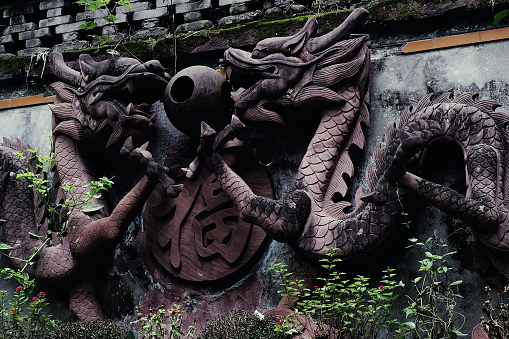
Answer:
[{"left": 164, "top": 66, "right": 233, "bottom": 137}]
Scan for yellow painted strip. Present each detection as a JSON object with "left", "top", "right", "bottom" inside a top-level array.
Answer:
[
  {"left": 0, "top": 94, "right": 55, "bottom": 110},
  {"left": 402, "top": 27, "right": 509, "bottom": 53}
]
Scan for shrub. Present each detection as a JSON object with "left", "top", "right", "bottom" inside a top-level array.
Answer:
[
  {"left": 396, "top": 238, "right": 466, "bottom": 338},
  {"left": 481, "top": 285, "right": 509, "bottom": 337},
  {"left": 197, "top": 309, "right": 291, "bottom": 339},
  {"left": 270, "top": 249, "right": 402, "bottom": 338},
  {"left": 0, "top": 268, "right": 59, "bottom": 338},
  {"left": 132, "top": 305, "right": 194, "bottom": 339},
  {"left": 45, "top": 320, "right": 129, "bottom": 339}
]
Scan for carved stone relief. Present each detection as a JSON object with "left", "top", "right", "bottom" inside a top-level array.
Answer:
[
  {"left": 1, "top": 5, "right": 509, "bottom": 329},
  {"left": 145, "top": 144, "right": 272, "bottom": 282},
  {"left": 0, "top": 51, "right": 181, "bottom": 321},
  {"left": 187, "top": 8, "right": 509, "bottom": 284}
]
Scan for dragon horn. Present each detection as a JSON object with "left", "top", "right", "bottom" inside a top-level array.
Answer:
[
  {"left": 307, "top": 8, "right": 369, "bottom": 53},
  {"left": 48, "top": 51, "right": 83, "bottom": 88}
]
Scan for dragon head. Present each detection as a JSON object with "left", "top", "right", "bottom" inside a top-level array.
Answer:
[
  {"left": 49, "top": 52, "right": 170, "bottom": 156},
  {"left": 221, "top": 8, "right": 370, "bottom": 125}
]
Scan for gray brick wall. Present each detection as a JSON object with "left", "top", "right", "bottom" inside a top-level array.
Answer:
[{"left": 0, "top": 0, "right": 360, "bottom": 58}]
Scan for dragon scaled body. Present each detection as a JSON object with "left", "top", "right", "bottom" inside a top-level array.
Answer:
[
  {"left": 196, "top": 8, "right": 509, "bottom": 281},
  {"left": 200, "top": 8, "right": 403, "bottom": 260},
  {"left": 372, "top": 93, "right": 509, "bottom": 279},
  {"left": 0, "top": 52, "right": 179, "bottom": 320}
]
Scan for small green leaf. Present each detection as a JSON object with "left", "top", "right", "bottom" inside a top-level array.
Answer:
[
  {"left": 107, "top": 49, "right": 120, "bottom": 56},
  {"left": 495, "top": 9, "right": 509, "bottom": 27},
  {"left": 401, "top": 321, "right": 416, "bottom": 329},
  {"left": 78, "top": 21, "right": 98, "bottom": 30},
  {"left": 117, "top": 0, "right": 132, "bottom": 7},
  {"left": 452, "top": 330, "right": 468, "bottom": 336},
  {"left": 82, "top": 203, "right": 103, "bottom": 213},
  {"left": 450, "top": 280, "right": 463, "bottom": 286},
  {"left": 0, "top": 243, "right": 12, "bottom": 250},
  {"left": 102, "top": 14, "right": 117, "bottom": 23},
  {"left": 425, "top": 251, "right": 442, "bottom": 260}
]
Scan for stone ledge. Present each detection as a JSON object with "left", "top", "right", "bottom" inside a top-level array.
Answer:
[
  {"left": 39, "top": 15, "right": 74, "bottom": 28},
  {"left": 0, "top": 94, "right": 54, "bottom": 110},
  {"left": 402, "top": 26, "right": 509, "bottom": 53},
  {"left": 18, "top": 28, "right": 52, "bottom": 41},
  {"left": 39, "top": 0, "right": 73, "bottom": 11}
]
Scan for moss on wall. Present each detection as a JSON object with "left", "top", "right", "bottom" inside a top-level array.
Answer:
[
  {"left": 366, "top": 1, "right": 419, "bottom": 21},
  {"left": 149, "top": 10, "right": 353, "bottom": 58},
  {"left": 0, "top": 57, "right": 28, "bottom": 80},
  {"left": 367, "top": 0, "right": 509, "bottom": 21}
]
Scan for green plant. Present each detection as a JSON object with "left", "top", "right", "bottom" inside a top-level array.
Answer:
[
  {"left": 132, "top": 305, "right": 195, "bottom": 339},
  {"left": 396, "top": 237, "right": 467, "bottom": 338},
  {"left": 46, "top": 320, "right": 129, "bottom": 339},
  {"left": 74, "top": 0, "right": 132, "bottom": 51},
  {"left": 197, "top": 309, "right": 290, "bottom": 339},
  {"left": 481, "top": 285, "right": 509, "bottom": 338},
  {"left": 270, "top": 249, "right": 402, "bottom": 338},
  {"left": 12, "top": 148, "right": 114, "bottom": 236},
  {"left": 0, "top": 268, "right": 59, "bottom": 338},
  {"left": 0, "top": 149, "right": 114, "bottom": 274},
  {"left": 495, "top": 9, "right": 509, "bottom": 26}
]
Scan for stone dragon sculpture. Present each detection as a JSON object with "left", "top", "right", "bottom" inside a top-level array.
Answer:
[
  {"left": 367, "top": 92, "right": 509, "bottom": 279},
  {"left": 2, "top": 5, "right": 509, "bottom": 326},
  {"left": 0, "top": 52, "right": 181, "bottom": 320},
  {"left": 189, "top": 8, "right": 509, "bottom": 280},
  {"left": 189, "top": 8, "right": 402, "bottom": 260}
]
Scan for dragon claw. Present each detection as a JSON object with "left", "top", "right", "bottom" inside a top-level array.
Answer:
[
  {"left": 360, "top": 175, "right": 392, "bottom": 205},
  {"left": 231, "top": 91, "right": 241, "bottom": 102},
  {"left": 148, "top": 163, "right": 182, "bottom": 197},
  {"left": 200, "top": 121, "right": 217, "bottom": 138},
  {"left": 184, "top": 116, "right": 246, "bottom": 181},
  {"left": 138, "top": 141, "right": 150, "bottom": 152},
  {"left": 120, "top": 136, "right": 135, "bottom": 157},
  {"left": 121, "top": 137, "right": 180, "bottom": 197},
  {"left": 158, "top": 171, "right": 182, "bottom": 197},
  {"left": 183, "top": 122, "right": 217, "bottom": 180},
  {"left": 399, "top": 130, "right": 424, "bottom": 153},
  {"left": 120, "top": 137, "right": 152, "bottom": 162},
  {"left": 182, "top": 160, "right": 201, "bottom": 181},
  {"left": 213, "top": 115, "right": 245, "bottom": 150}
]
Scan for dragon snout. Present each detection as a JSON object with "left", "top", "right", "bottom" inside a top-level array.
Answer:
[
  {"left": 143, "top": 60, "right": 167, "bottom": 78},
  {"left": 252, "top": 48, "right": 268, "bottom": 59}
]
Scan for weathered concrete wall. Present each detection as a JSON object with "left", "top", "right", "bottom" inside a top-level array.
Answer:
[
  {"left": 369, "top": 40, "right": 509, "bottom": 337},
  {"left": 3, "top": 6, "right": 509, "bottom": 336},
  {"left": 0, "top": 104, "right": 52, "bottom": 153}
]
